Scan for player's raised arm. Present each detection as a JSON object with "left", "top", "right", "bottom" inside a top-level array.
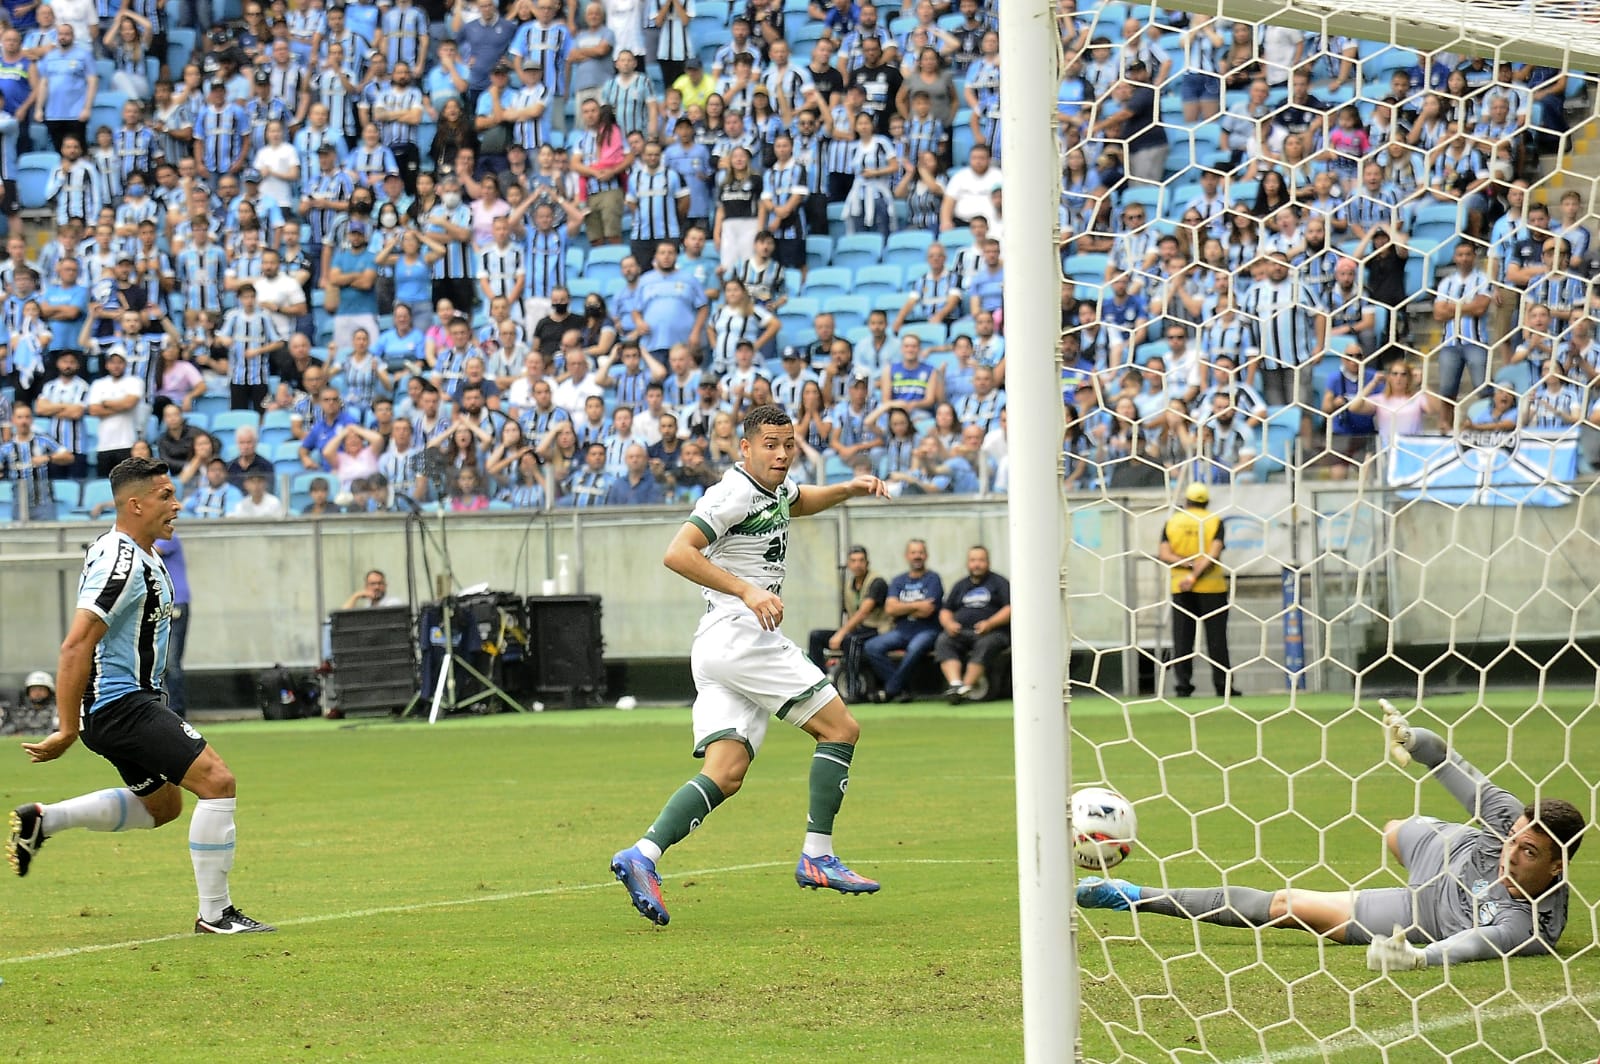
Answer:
[
  {"left": 791, "top": 473, "right": 889, "bottom": 517},
  {"left": 1381, "top": 699, "right": 1525, "bottom": 833},
  {"left": 664, "top": 521, "right": 784, "bottom": 630},
  {"left": 23, "top": 609, "right": 107, "bottom": 763}
]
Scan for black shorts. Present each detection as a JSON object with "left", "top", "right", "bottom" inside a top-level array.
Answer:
[
  {"left": 80, "top": 691, "right": 207, "bottom": 797},
  {"left": 774, "top": 236, "right": 806, "bottom": 270}
]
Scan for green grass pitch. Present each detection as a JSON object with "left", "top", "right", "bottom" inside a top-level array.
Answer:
[{"left": 1, "top": 691, "right": 1594, "bottom": 1062}]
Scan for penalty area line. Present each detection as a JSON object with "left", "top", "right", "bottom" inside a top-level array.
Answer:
[
  {"left": 0, "top": 856, "right": 1005, "bottom": 966},
  {"left": 1216, "top": 989, "right": 1600, "bottom": 1064}
]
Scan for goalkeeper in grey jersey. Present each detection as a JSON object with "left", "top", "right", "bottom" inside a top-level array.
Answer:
[{"left": 1078, "top": 700, "right": 1585, "bottom": 971}]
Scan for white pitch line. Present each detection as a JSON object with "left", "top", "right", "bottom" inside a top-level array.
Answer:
[
  {"left": 0, "top": 857, "right": 1006, "bottom": 966},
  {"left": 1216, "top": 990, "right": 1600, "bottom": 1064}
]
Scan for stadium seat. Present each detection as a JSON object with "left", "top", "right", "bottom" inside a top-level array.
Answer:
[
  {"left": 884, "top": 230, "right": 933, "bottom": 269},
  {"left": 784, "top": 296, "right": 820, "bottom": 320},
  {"left": 194, "top": 395, "right": 230, "bottom": 420},
  {"left": 830, "top": 295, "right": 870, "bottom": 334},
  {"left": 699, "top": 0, "right": 731, "bottom": 20},
  {"left": 291, "top": 472, "right": 328, "bottom": 496},
  {"left": 169, "top": 27, "right": 195, "bottom": 70},
  {"left": 51, "top": 480, "right": 81, "bottom": 507},
  {"left": 938, "top": 228, "right": 975, "bottom": 252},
  {"left": 805, "top": 235, "right": 833, "bottom": 267},
  {"left": 852, "top": 264, "right": 904, "bottom": 298},
  {"left": 1256, "top": 407, "right": 1303, "bottom": 478},
  {"left": 824, "top": 454, "right": 854, "bottom": 484},
  {"left": 1064, "top": 253, "right": 1109, "bottom": 284},
  {"left": 831, "top": 234, "right": 884, "bottom": 272},
  {"left": 272, "top": 440, "right": 304, "bottom": 464},
  {"left": 804, "top": 266, "right": 852, "bottom": 297},
  {"left": 870, "top": 293, "right": 905, "bottom": 315},
  {"left": 902, "top": 322, "right": 947, "bottom": 346},
  {"left": 211, "top": 410, "right": 260, "bottom": 434},
  {"left": 566, "top": 277, "right": 600, "bottom": 299},
  {"left": 16, "top": 153, "right": 56, "bottom": 210},
  {"left": 566, "top": 247, "right": 588, "bottom": 276}
]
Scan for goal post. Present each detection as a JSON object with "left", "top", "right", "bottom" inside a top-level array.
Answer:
[
  {"left": 1008, "top": 0, "right": 1600, "bottom": 1059},
  {"left": 998, "top": 3, "right": 1075, "bottom": 1062}
]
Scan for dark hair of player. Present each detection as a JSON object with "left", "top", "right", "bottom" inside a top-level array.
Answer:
[
  {"left": 742, "top": 403, "right": 792, "bottom": 439},
  {"left": 1528, "top": 799, "right": 1586, "bottom": 859},
  {"left": 109, "top": 456, "right": 169, "bottom": 499}
]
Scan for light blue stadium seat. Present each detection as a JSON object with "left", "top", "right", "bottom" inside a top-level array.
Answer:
[
  {"left": 193, "top": 395, "right": 230, "bottom": 420},
  {"left": 292, "top": 472, "right": 328, "bottom": 496},
  {"left": 211, "top": 410, "right": 260, "bottom": 433},
  {"left": 1256, "top": 407, "right": 1304, "bottom": 478},
  {"left": 51, "top": 480, "right": 81, "bottom": 507},
  {"left": 17, "top": 153, "right": 56, "bottom": 210},
  {"left": 804, "top": 266, "right": 853, "bottom": 296},
  {"left": 1064, "top": 253, "right": 1109, "bottom": 284},
  {"left": 272, "top": 440, "right": 303, "bottom": 463},
  {"left": 824, "top": 454, "right": 854, "bottom": 484},
  {"left": 870, "top": 293, "right": 904, "bottom": 315},
  {"left": 805, "top": 234, "right": 833, "bottom": 266},
  {"left": 902, "top": 322, "right": 946, "bottom": 346},
  {"left": 784, "top": 296, "right": 820, "bottom": 320},
  {"left": 938, "top": 228, "right": 975, "bottom": 252},
  {"left": 831, "top": 295, "right": 870, "bottom": 334},
  {"left": 884, "top": 230, "right": 933, "bottom": 269},
  {"left": 832, "top": 234, "right": 885, "bottom": 272},
  {"left": 852, "top": 264, "right": 903, "bottom": 298},
  {"left": 168, "top": 27, "right": 195, "bottom": 70}
]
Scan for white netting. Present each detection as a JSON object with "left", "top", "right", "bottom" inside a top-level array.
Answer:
[{"left": 1052, "top": 3, "right": 1599, "bottom": 1060}]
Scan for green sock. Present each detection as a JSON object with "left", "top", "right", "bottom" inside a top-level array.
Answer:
[
  {"left": 807, "top": 742, "right": 855, "bottom": 836},
  {"left": 642, "top": 774, "right": 725, "bottom": 856}
]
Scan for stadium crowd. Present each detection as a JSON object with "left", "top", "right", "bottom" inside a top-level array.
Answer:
[{"left": 0, "top": 0, "right": 1598, "bottom": 522}]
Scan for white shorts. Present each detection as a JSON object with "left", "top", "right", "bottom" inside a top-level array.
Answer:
[{"left": 689, "top": 610, "right": 838, "bottom": 758}]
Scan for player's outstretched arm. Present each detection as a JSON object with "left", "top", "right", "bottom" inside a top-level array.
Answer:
[
  {"left": 791, "top": 474, "right": 889, "bottom": 517},
  {"left": 1379, "top": 699, "right": 1525, "bottom": 834},
  {"left": 664, "top": 522, "right": 784, "bottom": 631},
  {"left": 23, "top": 609, "right": 107, "bottom": 763},
  {"left": 1368, "top": 919, "right": 1549, "bottom": 972}
]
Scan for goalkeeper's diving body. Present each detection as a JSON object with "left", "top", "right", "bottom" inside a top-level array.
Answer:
[{"left": 1079, "top": 701, "right": 1586, "bottom": 970}]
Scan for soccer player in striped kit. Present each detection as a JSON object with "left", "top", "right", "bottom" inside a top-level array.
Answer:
[{"left": 9, "top": 456, "right": 275, "bottom": 935}]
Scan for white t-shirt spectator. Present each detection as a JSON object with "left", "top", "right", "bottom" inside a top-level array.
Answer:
[
  {"left": 253, "top": 272, "right": 308, "bottom": 338},
  {"left": 253, "top": 143, "right": 300, "bottom": 212},
  {"left": 230, "top": 492, "right": 286, "bottom": 518},
  {"left": 87, "top": 374, "right": 145, "bottom": 450},
  {"left": 1368, "top": 391, "right": 1428, "bottom": 443},
  {"left": 554, "top": 374, "right": 606, "bottom": 419},
  {"left": 944, "top": 164, "right": 1004, "bottom": 224}
]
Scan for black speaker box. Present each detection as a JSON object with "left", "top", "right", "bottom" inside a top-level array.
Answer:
[
  {"left": 526, "top": 595, "right": 606, "bottom": 707},
  {"left": 331, "top": 606, "right": 417, "bottom": 714}
]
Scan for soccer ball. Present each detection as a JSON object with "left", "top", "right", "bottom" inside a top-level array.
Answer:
[{"left": 1071, "top": 787, "right": 1138, "bottom": 871}]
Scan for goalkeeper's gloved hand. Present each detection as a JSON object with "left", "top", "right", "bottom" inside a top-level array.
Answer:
[
  {"left": 1379, "top": 698, "right": 1415, "bottom": 767},
  {"left": 1366, "top": 926, "right": 1427, "bottom": 972}
]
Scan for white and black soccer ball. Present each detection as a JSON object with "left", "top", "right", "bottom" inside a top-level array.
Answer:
[{"left": 1071, "top": 787, "right": 1138, "bottom": 871}]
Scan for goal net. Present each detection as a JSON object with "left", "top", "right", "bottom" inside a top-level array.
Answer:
[{"left": 1040, "top": 1, "right": 1600, "bottom": 1059}]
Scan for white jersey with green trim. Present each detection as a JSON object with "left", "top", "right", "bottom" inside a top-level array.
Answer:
[{"left": 686, "top": 463, "right": 800, "bottom": 620}]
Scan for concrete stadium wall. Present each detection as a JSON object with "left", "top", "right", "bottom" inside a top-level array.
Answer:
[{"left": 1, "top": 488, "right": 1594, "bottom": 686}]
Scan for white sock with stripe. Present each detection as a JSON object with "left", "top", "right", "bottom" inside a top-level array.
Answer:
[
  {"left": 40, "top": 789, "right": 156, "bottom": 834},
  {"left": 190, "top": 798, "right": 236, "bottom": 922}
]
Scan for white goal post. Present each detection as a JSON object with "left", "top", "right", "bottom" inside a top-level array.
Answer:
[{"left": 1004, "top": 0, "right": 1600, "bottom": 1060}]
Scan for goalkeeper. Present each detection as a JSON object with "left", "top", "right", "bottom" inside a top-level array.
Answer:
[{"left": 1078, "top": 700, "right": 1585, "bottom": 970}]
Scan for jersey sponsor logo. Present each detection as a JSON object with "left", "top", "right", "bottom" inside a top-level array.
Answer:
[
  {"left": 110, "top": 542, "right": 134, "bottom": 585},
  {"left": 180, "top": 720, "right": 202, "bottom": 741},
  {"left": 962, "top": 587, "right": 993, "bottom": 610}
]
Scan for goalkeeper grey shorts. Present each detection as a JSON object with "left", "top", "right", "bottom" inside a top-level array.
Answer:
[{"left": 1346, "top": 816, "right": 1461, "bottom": 946}]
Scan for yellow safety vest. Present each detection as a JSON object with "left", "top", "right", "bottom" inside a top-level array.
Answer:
[{"left": 1164, "top": 507, "right": 1227, "bottom": 594}]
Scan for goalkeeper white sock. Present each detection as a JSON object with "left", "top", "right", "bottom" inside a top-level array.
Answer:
[
  {"left": 40, "top": 789, "right": 157, "bottom": 834},
  {"left": 189, "top": 798, "right": 236, "bottom": 922}
]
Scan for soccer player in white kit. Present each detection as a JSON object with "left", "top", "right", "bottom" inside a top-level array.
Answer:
[{"left": 611, "top": 404, "right": 890, "bottom": 926}]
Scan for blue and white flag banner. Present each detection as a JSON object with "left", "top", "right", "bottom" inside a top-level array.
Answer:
[{"left": 1387, "top": 430, "right": 1580, "bottom": 507}]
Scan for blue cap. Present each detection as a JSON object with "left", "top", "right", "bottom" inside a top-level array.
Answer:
[
  {"left": 781, "top": 345, "right": 802, "bottom": 360},
  {"left": 241, "top": 168, "right": 262, "bottom": 183}
]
